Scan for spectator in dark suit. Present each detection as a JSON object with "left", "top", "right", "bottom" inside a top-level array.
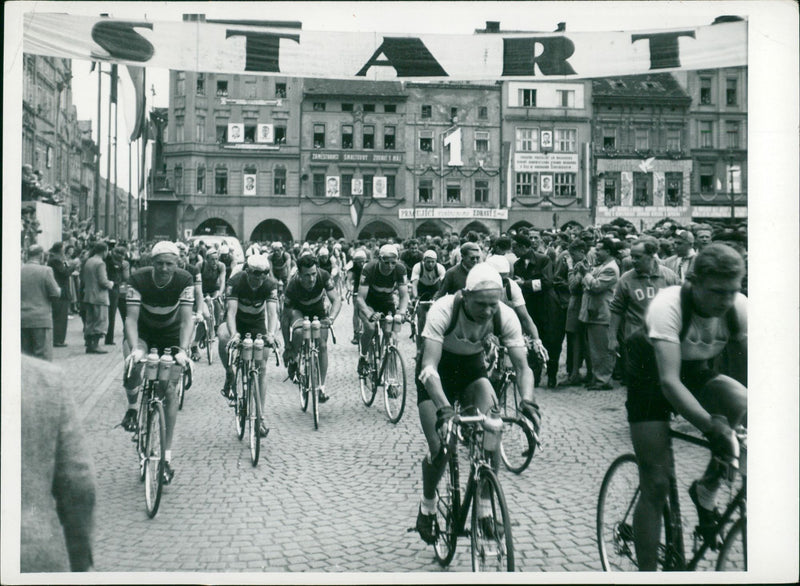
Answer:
[
  {"left": 47, "top": 242, "right": 74, "bottom": 347},
  {"left": 434, "top": 242, "right": 482, "bottom": 299},
  {"left": 21, "top": 245, "right": 61, "bottom": 360},
  {"left": 513, "top": 233, "right": 553, "bottom": 387},
  {"left": 21, "top": 355, "right": 96, "bottom": 572},
  {"left": 81, "top": 241, "right": 114, "bottom": 354},
  {"left": 104, "top": 245, "right": 130, "bottom": 345}
]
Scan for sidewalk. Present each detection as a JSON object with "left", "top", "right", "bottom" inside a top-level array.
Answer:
[{"left": 50, "top": 312, "right": 125, "bottom": 421}]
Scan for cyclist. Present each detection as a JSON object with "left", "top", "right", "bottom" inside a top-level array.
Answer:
[
  {"left": 624, "top": 243, "right": 747, "bottom": 571},
  {"left": 199, "top": 248, "right": 226, "bottom": 337},
  {"left": 433, "top": 241, "right": 482, "bottom": 299},
  {"left": 317, "top": 246, "right": 340, "bottom": 294},
  {"left": 355, "top": 244, "right": 409, "bottom": 376},
  {"left": 218, "top": 244, "right": 234, "bottom": 281},
  {"left": 120, "top": 241, "right": 195, "bottom": 484},
  {"left": 345, "top": 248, "right": 369, "bottom": 344},
  {"left": 176, "top": 243, "right": 205, "bottom": 362},
  {"left": 217, "top": 255, "right": 278, "bottom": 436},
  {"left": 269, "top": 241, "right": 294, "bottom": 286},
  {"left": 414, "top": 263, "right": 542, "bottom": 544},
  {"left": 282, "top": 254, "right": 341, "bottom": 403},
  {"left": 409, "top": 249, "right": 445, "bottom": 348}
]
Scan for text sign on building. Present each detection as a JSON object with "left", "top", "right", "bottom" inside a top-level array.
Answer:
[
  {"left": 399, "top": 208, "right": 509, "bottom": 220},
  {"left": 514, "top": 153, "right": 579, "bottom": 172},
  {"left": 311, "top": 152, "right": 403, "bottom": 163}
]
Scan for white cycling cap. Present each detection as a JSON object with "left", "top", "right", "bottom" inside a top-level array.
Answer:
[
  {"left": 422, "top": 249, "right": 438, "bottom": 260},
  {"left": 151, "top": 241, "right": 180, "bottom": 258},
  {"left": 465, "top": 263, "right": 503, "bottom": 292},
  {"left": 485, "top": 254, "right": 511, "bottom": 276},
  {"left": 352, "top": 249, "right": 367, "bottom": 260},
  {"left": 246, "top": 254, "right": 271, "bottom": 271},
  {"left": 272, "top": 241, "right": 283, "bottom": 249},
  {"left": 379, "top": 244, "right": 399, "bottom": 258},
  {"left": 318, "top": 246, "right": 329, "bottom": 256}
]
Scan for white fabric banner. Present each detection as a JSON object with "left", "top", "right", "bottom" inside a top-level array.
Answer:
[{"left": 22, "top": 13, "right": 747, "bottom": 80}]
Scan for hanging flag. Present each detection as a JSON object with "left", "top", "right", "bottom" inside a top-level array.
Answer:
[
  {"left": 126, "top": 65, "right": 146, "bottom": 142},
  {"left": 109, "top": 64, "right": 118, "bottom": 103},
  {"left": 349, "top": 196, "right": 364, "bottom": 228}
]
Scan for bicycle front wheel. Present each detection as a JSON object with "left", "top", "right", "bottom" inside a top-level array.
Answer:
[
  {"left": 136, "top": 394, "right": 148, "bottom": 482},
  {"left": 298, "top": 351, "right": 310, "bottom": 412},
  {"left": 176, "top": 368, "right": 186, "bottom": 411},
  {"left": 359, "top": 341, "right": 379, "bottom": 407},
  {"left": 143, "top": 403, "right": 166, "bottom": 518},
  {"left": 597, "top": 453, "right": 644, "bottom": 571},
  {"left": 434, "top": 453, "right": 458, "bottom": 567},
  {"left": 499, "top": 416, "right": 534, "bottom": 474},
  {"left": 234, "top": 367, "right": 247, "bottom": 440},
  {"left": 716, "top": 517, "right": 746, "bottom": 571},
  {"left": 248, "top": 372, "right": 261, "bottom": 466},
  {"left": 382, "top": 347, "right": 407, "bottom": 424},
  {"left": 206, "top": 330, "right": 214, "bottom": 365},
  {"left": 471, "top": 468, "right": 514, "bottom": 572},
  {"left": 310, "top": 352, "right": 321, "bottom": 430}
]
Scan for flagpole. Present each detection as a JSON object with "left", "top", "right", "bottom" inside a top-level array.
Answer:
[
  {"left": 128, "top": 136, "right": 132, "bottom": 241},
  {"left": 113, "top": 84, "right": 119, "bottom": 239},
  {"left": 412, "top": 113, "right": 417, "bottom": 238},
  {"left": 94, "top": 63, "right": 102, "bottom": 231},
  {"left": 104, "top": 76, "right": 113, "bottom": 236}
]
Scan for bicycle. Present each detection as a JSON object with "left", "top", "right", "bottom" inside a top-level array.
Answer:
[
  {"left": 597, "top": 424, "right": 747, "bottom": 571},
  {"left": 194, "top": 296, "right": 219, "bottom": 365},
  {"left": 227, "top": 334, "right": 269, "bottom": 466},
  {"left": 290, "top": 316, "right": 336, "bottom": 430},
  {"left": 485, "top": 343, "right": 537, "bottom": 474},
  {"left": 126, "top": 349, "right": 183, "bottom": 518},
  {"left": 410, "top": 299, "right": 435, "bottom": 352},
  {"left": 426, "top": 403, "right": 514, "bottom": 572},
  {"left": 357, "top": 313, "right": 407, "bottom": 424}
]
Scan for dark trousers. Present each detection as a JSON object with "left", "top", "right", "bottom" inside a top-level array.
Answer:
[
  {"left": 52, "top": 298, "right": 70, "bottom": 345},
  {"left": 105, "top": 287, "right": 120, "bottom": 343},
  {"left": 544, "top": 301, "right": 567, "bottom": 379},
  {"left": 21, "top": 327, "right": 53, "bottom": 361}
]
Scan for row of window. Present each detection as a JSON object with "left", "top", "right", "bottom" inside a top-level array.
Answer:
[
  {"left": 699, "top": 77, "right": 739, "bottom": 106},
  {"left": 698, "top": 120, "right": 741, "bottom": 149},
  {"left": 417, "top": 179, "right": 490, "bottom": 204},
  {"left": 176, "top": 72, "right": 288, "bottom": 99},
  {"left": 602, "top": 127, "right": 683, "bottom": 151},
  {"left": 514, "top": 173, "right": 577, "bottom": 198},
  {"left": 602, "top": 172, "right": 684, "bottom": 207},
  {"left": 176, "top": 166, "right": 288, "bottom": 196},
  {"left": 517, "top": 89, "right": 576, "bottom": 108},
  {"left": 515, "top": 128, "right": 577, "bottom": 153}
]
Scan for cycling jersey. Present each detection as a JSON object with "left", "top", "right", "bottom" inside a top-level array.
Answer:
[
  {"left": 226, "top": 271, "right": 278, "bottom": 336},
  {"left": 284, "top": 269, "right": 334, "bottom": 318},
  {"left": 200, "top": 260, "right": 226, "bottom": 295},
  {"left": 411, "top": 261, "right": 445, "bottom": 301},
  {"left": 270, "top": 251, "right": 292, "bottom": 281},
  {"left": 127, "top": 267, "right": 195, "bottom": 346},
  {"left": 359, "top": 260, "right": 407, "bottom": 311},
  {"left": 347, "top": 261, "right": 366, "bottom": 293}
]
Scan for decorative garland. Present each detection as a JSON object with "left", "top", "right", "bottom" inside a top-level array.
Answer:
[
  {"left": 512, "top": 196, "right": 582, "bottom": 209},
  {"left": 301, "top": 194, "right": 406, "bottom": 209},
  {"left": 404, "top": 165, "right": 501, "bottom": 178}
]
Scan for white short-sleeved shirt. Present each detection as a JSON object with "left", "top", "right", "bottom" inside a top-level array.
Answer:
[
  {"left": 503, "top": 278, "right": 526, "bottom": 309},
  {"left": 422, "top": 294, "right": 525, "bottom": 355},
  {"left": 646, "top": 286, "right": 747, "bottom": 361}
]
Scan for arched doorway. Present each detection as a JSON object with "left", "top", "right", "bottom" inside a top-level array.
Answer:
[
  {"left": 306, "top": 219, "right": 344, "bottom": 243},
  {"left": 250, "top": 219, "right": 292, "bottom": 243},
  {"left": 415, "top": 219, "right": 445, "bottom": 238},
  {"left": 460, "top": 221, "right": 490, "bottom": 237},
  {"left": 196, "top": 218, "right": 236, "bottom": 237},
  {"left": 358, "top": 220, "right": 398, "bottom": 240}
]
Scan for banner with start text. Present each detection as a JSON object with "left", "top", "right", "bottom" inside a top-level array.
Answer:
[{"left": 22, "top": 13, "right": 746, "bottom": 80}]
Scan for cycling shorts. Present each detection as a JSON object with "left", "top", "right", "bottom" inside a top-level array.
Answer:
[
  {"left": 416, "top": 350, "right": 486, "bottom": 406},
  {"left": 287, "top": 301, "right": 326, "bottom": 321},
  {"left": 624, "top": 330, "right": 717, "bottom": 423},
  {"left": 235, "top": 315, "right": 267, "bottom": 338},
  {"left": 363, "top": 296, "right": 396, "bottom": 317}
]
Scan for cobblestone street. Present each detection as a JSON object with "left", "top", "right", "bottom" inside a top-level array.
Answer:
[{"left": 53, "top": 301, "right": 713, "bottom": 576}]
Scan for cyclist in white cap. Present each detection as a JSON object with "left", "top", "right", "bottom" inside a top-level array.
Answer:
[
  {"left": 345, "top": 248, "right": 369, "bottom": 343},
  {"left": 121, "top": 241, "right": 196, "bottom": 484},
  {"left": 410, "top": 249, "right": 446, "bottom": 350},
  {"left": 217, "top": 254, "right": 278, "bottom": 434},
  {"left": 413, "top": 263, "right": 541, "bottom": 544},
  {"left": 355, "top": 244, "right": 409, "bottom": 376},
  {"left": 269, "top": 241, "right": 294, "bottom": 286}
]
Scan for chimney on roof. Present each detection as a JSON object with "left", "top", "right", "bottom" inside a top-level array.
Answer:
[
  {"left": 485, "top": 21, "right": 501, "bottom": 33},
  {"left": 712, "top": 15, "right": 744, "bottom": 24},
  {"left": 183, "top": 14, "right": 206, "bottom": 22},
  {"left": 555, "top": 22, "right": 566, "bottom": 32}
]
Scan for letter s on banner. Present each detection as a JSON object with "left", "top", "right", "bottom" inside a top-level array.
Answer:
[{"left": 91, "top": 21, "right": 155, "bottom": 62}]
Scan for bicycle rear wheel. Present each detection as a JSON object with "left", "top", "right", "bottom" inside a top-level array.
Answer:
[
  {"left": 310, "top": 352, "right": 321, "bottom": 430},
  {"left": 382, "top": 347, "right": 407, "bottom": 424},
  {"left": 359, "top": 340, "right": 379, "bottom": 407},
  {"left": 434, "top": 453, "right": 458, "bottom": 567},
  {"left": 248, "top": 372, "right": 261, "bottom": 466},
  {"left": 716, "top": 517, "right": 746, "bottom": 571},
  {"left": 143, "top": 403, "right": 166, "bottom": 518},
  {"left": 598, "top": 453, "right": 648, "bottom": 571},
  {"left": 206, "top": 329, "right": 214, "bottom": 365},
  {"left": 499, "top": 416, "right": 534, "bottom": 474},
  {"left": 234, "top": 367, "right": 247, "bottom": 440},
  {"left": 471, "top": 468, "right": 514, "bottom": 571}
]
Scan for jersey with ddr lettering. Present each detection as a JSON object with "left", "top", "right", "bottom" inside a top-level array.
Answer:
[
  {"left": 411, "top": 261, "right": 445, "bottom": 300},
  {"left": 284, "top": 269, "right": 334, "bottom": 313},
  {"left": 359, "top": 260, "right": 407, "bottom": 308},
  {"left": 127, "top": 267, "right": 195, "bottom": 342},
  {"left": 226, "top": 271, "right": 278, "bottom": 334}
]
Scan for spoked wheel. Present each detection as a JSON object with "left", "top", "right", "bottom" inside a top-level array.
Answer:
[
  {"left": 234, "top": 368, "right": 247, "bottom": 441},
  {"left": 298, "top": 354, "right": 309, "bottom": 412},
  {"left": 471, "top": 468, "right": 514, "bottom": 571},
  {"left": 382, "top": 347, "right": 407, "bottom": 424},
  {"left": 499, "top": 416, "right": 534, "bottom": 474},
  {"left": 136, "top": 398, "right": 148, "bottom": 482},
  {"left": 716, "top": 516, "right": 746, "bottom": 570},
  {"left": 359, "top": 342, "right": 379, "bottom": 407},
  {"left": 433, "top": 453, "right": 458, "bottom": 567},
  {"left": 248, "top": 373, "right": 261, "bottom": 466},
  {"left": 310, "top": 352, "right": 321, "bottom": 430},
  {"left": 143, "top": 403, "right": 166, "bottom": 519},
  {"left": 176, "top": 368, "right": 186, "bottom": 411},
  {"left": 205, "top": 331, "right": 214, "bottom": 365},
  {"left": 597, "top": 453, "right": 646, "bottom": 571}
]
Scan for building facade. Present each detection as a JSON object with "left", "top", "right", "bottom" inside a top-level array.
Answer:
[
  {"left": 403, "top": 82, "right": 503, "bottom": 238},
  {"left": 679, "top": 67, "right": 748, "bottom": 223},
  {"left": 502, "top": 79, "right": 593, "bottom": 232},
  {"left": 592, "top": 74, "right": 693, "bottom": 231}
]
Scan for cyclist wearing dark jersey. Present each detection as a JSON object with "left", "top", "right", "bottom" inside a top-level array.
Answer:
[
  {"left": 217, "top": 255, "right": 278, "bottom": 435},
  {"left": 121, "top": 241, "right": 195, "bottom": 484},
  {"left": 346, "top": 248, "right": 368, "bottom": 344},
  {"left": 177, "top": 248, "right": 204, "bottom": 362},
  {"left": 282, "top": 254, "right": 341, "bottom": 402},
  {"left": 625, "top": 243, "right": 747, "bottom": 571},
  {"left": 355, "top": 244, "right": 409, "bottom": 376},
  {"left": 269, "top": 241, "right": 294, "bottom": 285}
]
